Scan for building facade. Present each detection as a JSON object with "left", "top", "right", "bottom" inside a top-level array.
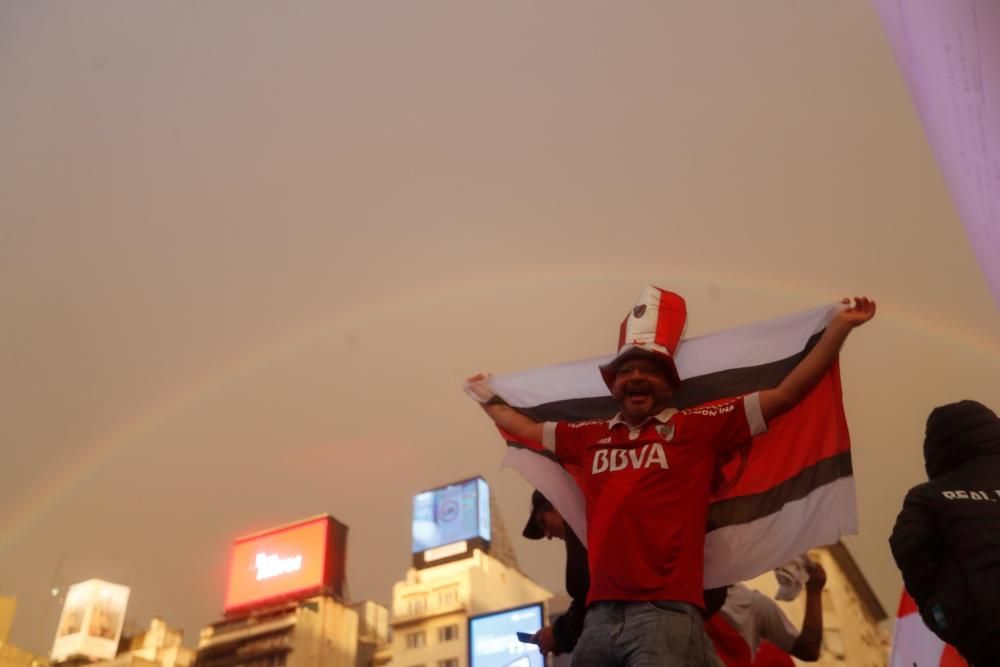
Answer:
[
  {"left": 195, "top": 596, "right": 370, "bottom": 667},
  {"left": 0, "top": 595, "right": 48, "bottom": 667},
  {"left": 0, "top": 643, "right": 49, "bottom": 667},
  {"left": 389, "top": 550, "right": 550, "bottom": 667},
  {"left": 93, "top": 618, "right": 194, "bottom": 667}
]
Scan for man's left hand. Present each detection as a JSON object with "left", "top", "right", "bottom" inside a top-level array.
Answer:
[{"left": 835, "top": 296, "right": 877, "bottom": 329}]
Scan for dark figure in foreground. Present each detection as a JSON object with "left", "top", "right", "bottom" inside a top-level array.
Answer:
[
  {"left": 521, "top": 490, "right": 589, "bottom": 655},
  {"left": 889, "top": 400, "right": 1000, "bottom": 667}
]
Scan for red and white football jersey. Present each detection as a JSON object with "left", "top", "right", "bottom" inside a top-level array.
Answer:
[{"left": 543, "top": 393, "right": 765, "bottom": 607}]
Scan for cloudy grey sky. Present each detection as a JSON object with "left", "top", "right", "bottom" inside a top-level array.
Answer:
[{"left": 2, "top": 0, "right": 998, "bottom": 653}]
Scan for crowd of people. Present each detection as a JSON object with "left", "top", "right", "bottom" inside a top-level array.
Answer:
[
  {"left": 520, "top": 488, "right": 825, "bottom": 667},
  {"left": 890, "top": 399, "right": 1000, "bottom": 665},
  {"left": 465, "top": 286, "right": 1000, "bottom": 666}
]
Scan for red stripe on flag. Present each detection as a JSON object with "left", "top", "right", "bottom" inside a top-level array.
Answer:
[
  {"left": 498, "top": 426, "right": 543, "bottom": 451},
  {"left": 704, "top": 615, "right": 753, "bottom": 667},
  {"left": 898, "top": 589, "right": 920, "bottom": 618},
  {"left": 940, "top": 644, "right": 968, "bottom": 667},
  {"left": 714, "top": 363, "right": 848, "bottom": 499}
]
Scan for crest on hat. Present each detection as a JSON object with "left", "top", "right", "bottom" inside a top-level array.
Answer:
[{"left": 599, "top": 286, "right": 687, "bottom": 390}]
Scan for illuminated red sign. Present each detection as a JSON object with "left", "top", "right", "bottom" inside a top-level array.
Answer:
[{"left": 224, "top": 515, "right": 347, "bottom": 613}]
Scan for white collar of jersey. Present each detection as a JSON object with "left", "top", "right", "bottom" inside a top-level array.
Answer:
[{"left": 608, "top": 407, "right": 678, "bottom": 430}]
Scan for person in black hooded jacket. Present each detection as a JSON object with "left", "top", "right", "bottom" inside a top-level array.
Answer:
[{"left": 889, "top": 400, "right": 1000, "bottom": 666}]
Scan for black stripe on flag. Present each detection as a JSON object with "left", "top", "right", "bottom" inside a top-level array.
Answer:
[
  {"left": 511, "top": 330, "right": 823, "bottom": 421},
  {"left": 504, "top": 439, "right": 561, "bottom": 462},
  {"left": 706, "top": 450, "right": 853, "bottom": 530}
]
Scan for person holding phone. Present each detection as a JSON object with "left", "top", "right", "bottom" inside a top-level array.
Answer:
[{"left": 520, "top": 490, "right": 589, "bottom": 655}]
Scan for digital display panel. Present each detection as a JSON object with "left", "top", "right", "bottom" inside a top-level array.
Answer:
[
  {"left": 468, "top": 603, "right": 545, "bottom": 667},
  {"left": 224, "top": 515, "right": 346, "bottom": 613},
  {"left": 477, "top": 478, "right": 491, "bottom": 542},
  {"left": 412, "top": 477, "right": 491, "bottom": 554},
  {"left": 51, "top": 580, "right": 130, "bottom": 661}
]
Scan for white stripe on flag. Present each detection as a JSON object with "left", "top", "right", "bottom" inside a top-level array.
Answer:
[
  {"left": 502, "top": 446, "right": 588, "bottom": 543},
  {"left": 703, "top": 477, "right": 857, "bottom": 587},
  {"left": 674, "top": 304, "right": 832, "bottom": 380},
  {"left": 890, "top": 613, "right": 947, "bottom": 667},
  {"left": 489, "top": 304, "right": 837, "bottom": 408}
]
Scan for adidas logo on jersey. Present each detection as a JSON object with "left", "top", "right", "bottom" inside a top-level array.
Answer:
[{"left": 592, "top": 442, "right": 669, "bottom": 474}]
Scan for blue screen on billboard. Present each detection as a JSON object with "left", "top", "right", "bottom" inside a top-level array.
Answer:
[
  {"left": 468, "top": 603, "right": 544, "bottom": 667},
  {"left": 412, "top": 477, "right": 491, "bottom": 554}
]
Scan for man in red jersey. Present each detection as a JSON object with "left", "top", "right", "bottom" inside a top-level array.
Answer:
[{"left": 466, "top": 287, "right": 875, "bottom": 666}]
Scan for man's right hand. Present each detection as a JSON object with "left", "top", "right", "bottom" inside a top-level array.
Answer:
[
  {"left": 464, "top": 373, "right": 495, "bottom": 403},
  {"left": 465, "top": 372, "right": 545, "bottom": 444}
]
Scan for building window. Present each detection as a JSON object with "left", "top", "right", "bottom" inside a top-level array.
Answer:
[
  {"left": 405, "top": 631, "right": 426, "bottom": 649},
  {"left": 435, "top": 586, "right": 459, "bottom": 607},
  {"left": 438, "top": 624, "right": 459, "bottom": 642},
  {"left": 822, "top": 628, "right": 846, "bottom": 659},
  {"left": 406, "top": 595, "right": 427, "bottom": 615},
  {"left": 438, "top": 659, "right": 459, "bottom": 667}
]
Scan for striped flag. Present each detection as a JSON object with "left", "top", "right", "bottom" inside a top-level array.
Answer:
[
  {"left": 890, "top": 590, "right": 968, "bottom": 667},
  {"left": 490, "top": 303, "right": 856, "bottom": 587}
]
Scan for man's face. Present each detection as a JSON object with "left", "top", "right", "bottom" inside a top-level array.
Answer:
[
  {"left": 610, "top": 355, "right": 674, "bottom": 423},
  {"left": 536, "top": 509, "right": 566, "bottom": 541}
]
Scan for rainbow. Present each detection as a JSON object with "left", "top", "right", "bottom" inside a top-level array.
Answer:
[{"left": 3, "top": 265, "right": 997, "bottom": 553}]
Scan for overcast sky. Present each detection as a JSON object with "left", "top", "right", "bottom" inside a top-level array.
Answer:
[{"left": 2, "top": 0, "right": 999, "bottom": 653}]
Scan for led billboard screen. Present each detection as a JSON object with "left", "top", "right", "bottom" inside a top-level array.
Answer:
[
  {"left": 224, "top": 514, "right": 347, "bottom": 613},
  {"left": 412, "top": 477, "right": 490, "bottom": 561},
  {"left": 51, "top": 579, "right": 130, "bottom": 661},
  {"left": 468, "top": 603, "right": 545, "bottom": 667}
]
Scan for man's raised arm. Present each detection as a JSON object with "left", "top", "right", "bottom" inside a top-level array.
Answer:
[
  {"left": 465, "top": 373, "right": 545, "bottom": 445},
  {"left": 758, "top": 296, "right": 876, "bottom": 423}
]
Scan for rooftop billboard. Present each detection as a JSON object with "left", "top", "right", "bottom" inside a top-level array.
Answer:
[
  {"left": 468, "top": 602, "right": 545, "bottom": 667},
  {"left": 412, "top": 477, "right": 491, "bottom": 568},
  {"left": 224, "top": 514, "right": 347, "bottom": 614},
  {"left": 51, "top": 579, "right": 130, "bottom": 662}
]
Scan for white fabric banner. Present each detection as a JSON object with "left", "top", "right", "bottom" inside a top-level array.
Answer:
[{"left": 871, "top": 0, "right": 1000, "bottom": 308}]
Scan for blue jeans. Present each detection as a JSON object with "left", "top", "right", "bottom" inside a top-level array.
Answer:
[{"left": 570, "top": 601, "right": 723, "bottom": 667}]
